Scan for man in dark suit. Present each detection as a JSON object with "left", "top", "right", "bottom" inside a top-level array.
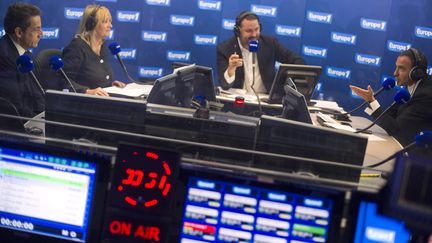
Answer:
[
  {"left": 0, "top": 3, "right": 44, "bottom": 118},
  {"left": 350, "top": 48, "right": 432, "bottom": 146},
  {"left": 217, "top": 11, "right": 304, "bottom": 94}
]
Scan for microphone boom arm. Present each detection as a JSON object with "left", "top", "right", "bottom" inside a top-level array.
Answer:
[
  {"left": 116, "top": 53, "right": 137, "bottom": 83},
  {"left": 30, "top": 71, "right": 45, "bottom": 95},
  {"left": 59, "top": 69, "right": 77, "bottom": 93}
]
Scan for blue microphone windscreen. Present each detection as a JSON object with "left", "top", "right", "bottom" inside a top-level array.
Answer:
[
  {"left": 248, "top": 40, "right": 259, "bottom": 52},
  {"left": 109, "top": 42, "right": 121, "bottom": 55},
  {"left": 393, "top": 88, "right": 410, "bottom": 104},
  {"left": 16, "top": 54, "right": 34, "bottom": 73},
  {"left": 382, "top": 78, "right": 396, "bottom": 90},
  {"left": 49, "top": 55, "right": 64, "bottom": 71},
  {"left": 415, "top": 131, "right": 432, "bottom": 148}
]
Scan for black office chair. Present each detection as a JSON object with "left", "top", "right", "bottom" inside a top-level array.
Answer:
[
  {"left": 34, "top": 49, "right": 63, "bottom": 90},
  {"left": 0, "top": 97, "right": 26, "bottom": 133}
]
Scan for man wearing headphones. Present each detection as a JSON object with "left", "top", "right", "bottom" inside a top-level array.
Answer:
[
  {"left": 350, "top": 48, "right": 432, "bottom": 146},
  {"left": 217, "top": 11, "right": 304, "bottom": 94}
]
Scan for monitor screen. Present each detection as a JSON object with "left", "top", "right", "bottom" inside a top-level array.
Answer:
[
  {"left": 0, "top": 140, "right": 110, "bottom": 242},
  {"left": 147, "top": 63, "right": 217, "bottom": 108},
  {"left": 177, "top": 172, "right": 344, "bottom": 243},
  {"left": 255, "top": 115, "right": 368, "bottom": 182},
  {"left": 45, "top": 90, "right": 147, "bottom": 146},
  {"left": 266, "top": 64, "right": 322, "bottom": 104},
  {"left": 280, "top": 85, "right": 313, "bottom": 124},
  {"left": 381, "top": 152, "right": 432, "bottom": 232},
  {"left": 353, "top": 201, "right": 411, "bottom": 243},
  {"left": 144, "top": 103, "right": 259, "bottom": 165},
  {"left": 345, "top": 191, "right": 411, "bottom": 243}
]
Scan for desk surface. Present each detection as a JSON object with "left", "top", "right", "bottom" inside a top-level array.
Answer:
[{"left": 348, "top": 116, "right": 402, "bottom": 189}]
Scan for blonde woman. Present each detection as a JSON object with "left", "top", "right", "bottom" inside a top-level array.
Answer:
[{"left": 62, "top": 4, "right": 125, "bottom": 96}]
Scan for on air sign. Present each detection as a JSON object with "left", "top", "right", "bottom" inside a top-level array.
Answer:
[{"left": 109, "top": 220, "right": 161, "bottom": 241}]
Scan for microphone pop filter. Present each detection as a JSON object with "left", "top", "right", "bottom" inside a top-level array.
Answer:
[
  {"left": 382, "top": 78, "right": 396, "bottom": 90},
  {"left": 16, "top": 54, "right": 34, "bottom": 73},
  {"left": 248, "top": 40, "right": 259, "bottom": 52},
  {"left": 109, "top": 42, "right": 121, "bottom": 55},
  {"left": 393, "top": 88, "right": 410, "bottom": 105},
  {"left": 49, "top": 55, "right": 64, "bottom": 71},
  {"left": 415, "top": 131, "right": 432, "bottom": 148}
]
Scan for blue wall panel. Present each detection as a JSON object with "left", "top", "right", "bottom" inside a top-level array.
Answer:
[{"left": 0, "top": 0, "right": 431, "bottom": 113}]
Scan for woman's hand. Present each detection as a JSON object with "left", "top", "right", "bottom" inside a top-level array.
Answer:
[
  {"left": 112, "top": 80, "right": 126, "bottom": 88},
  {"left": 86, "top": 87, "right": 109, "bottom": 96}
]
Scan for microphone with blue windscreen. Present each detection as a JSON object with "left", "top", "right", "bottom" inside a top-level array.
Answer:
[
  {"left": 16, "top": 54, "right": 34, "bottom": 73},
  {"left": 374, "top": 78, "right": 396, "bottom": 96},
  {"left": 248, "top": 40, "right": 263, "bottom": 115},
  {"left": 49, "top": 55, "right": 77, "bottom": 93},
  {"left": 248, "top": 40, "right": 259, "bottom": 53},
  {"left": 108, "top": 42, "right": 137, "bottom": 83},
  {"left": 355, "top": 88, "right": 410, "bottom": 134},
  {"left": 328, "top": 78, "right": 396, "bottom": 119},
  {"left": 368, "top": 130, "right": 432, "bottom": 168},
  {"left": 16, "top": 54, "right": 45, "bottom": 95},
  {"left": 415, "top": 130, "right": 432, "bottom": 148}
]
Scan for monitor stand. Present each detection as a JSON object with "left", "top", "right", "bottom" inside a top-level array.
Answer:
[{"left": 260, "top": 96, "right": 281, "bottom": 104}]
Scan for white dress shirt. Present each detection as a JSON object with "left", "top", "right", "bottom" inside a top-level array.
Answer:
[
  {"left": 224, "top": 38, "right": 267, "bottom": 95},
  {"left": 365, "top": 80, "right": 422, "bottom": 115}
]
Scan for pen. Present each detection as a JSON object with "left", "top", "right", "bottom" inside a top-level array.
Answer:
[{"left": 360, "top": 173, "right": 381, "bottom": 178}]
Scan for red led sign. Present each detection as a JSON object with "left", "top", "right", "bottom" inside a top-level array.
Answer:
[
  {"left": 109, "top": 220, "right": 160, "bottom": 241},
  {"left": 109, "top": 144, "right": 180, "bottom": 212}
]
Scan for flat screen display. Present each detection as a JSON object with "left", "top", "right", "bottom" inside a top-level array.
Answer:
[
  {"left": 179, "top": 177, "right": 334, "bottom": 243},
  {"left": 255, "top": 115, "right": 367, "bottom": 182},
  {"left": 353, "top": 201, "right": 410, "bottom": 243},
  {"left": 281, "top": 85, "right": 312, "bottom": 124},
  {"left": 0, "top": 142, "right": 107, "bottom": 242}
]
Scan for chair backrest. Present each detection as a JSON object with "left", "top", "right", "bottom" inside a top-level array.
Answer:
[
  {"left": 34, "top": 49, "right": 63, "bottom": 90},
  {"left": 0, "top": 97, "right": 26, "bottom": 133}
]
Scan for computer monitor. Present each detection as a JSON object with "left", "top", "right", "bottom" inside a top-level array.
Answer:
[
  {"left": 345, "top": 191, "right": 411, "bottom": 243},
  {"left": 255, "top": 115, "right": 368, "bottom": 183},
  {"left": 45, "top": 90, "right": 147, "bottom": 146},
  {"left": 0, "top": 139, "right": 111, "bottom": 243},
  {"left": 381, "top": 153, "right": 432, "bottom": 232},
  {"left": 281, "top": 85, "right": 313, "bottom": 124},
  {"left": 266, "top": 64, "right": 322, "bottom": 104},
  {"left": 147, "top": 63, "right": 217, "bottom": 108},
  {"left": 176, "top": 165, "right": 345, "bottom": 243},
  {"left": 144, "top": 103, "right": 259, "bottom": 165}
]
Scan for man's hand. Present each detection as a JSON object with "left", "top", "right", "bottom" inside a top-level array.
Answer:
[
  {"left": 227, "top": 53, "right": 243, "bottom": 77},
  {"left": 86, "top": 87, "right": 109, "bottom": 96},
  {"left": 350, "top": 85, "right": 375, "bottom": 102}
]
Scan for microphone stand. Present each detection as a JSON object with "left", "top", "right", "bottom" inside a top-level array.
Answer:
[
  {"left": 325, "top": 88, "right": 385, "bottom": 116},
  {"left": 250, "top": 52, "right": 263, "bottom": 115},
  {"left": 116, "top": 53, "right": 138, "bottom": 83},
  {"left": 29, "top": 71, "right": 45, "bottom": 95},
  {"left": 354, "top": 107, "right": 389, "bottom": 133},
  {"left": 367, "top": 142, "right": 415, "bottom": 168},
  {"left": 59, "top": 69, "right": 77, "bottom": 93}
]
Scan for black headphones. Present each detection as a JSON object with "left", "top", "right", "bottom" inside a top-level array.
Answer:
[
  {"left": 233, "top": 11, "right": 262, "bottom": 37},
  {"left": 85, "top": 5, "right": 101, "bottom": 32},
  {"left": 408, "top": 48, "right": 427, "bottom": 81}
]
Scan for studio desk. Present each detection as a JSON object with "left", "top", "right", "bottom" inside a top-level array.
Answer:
[{"left": 24, "top": 90, "right": 402, "bottom": 190}]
